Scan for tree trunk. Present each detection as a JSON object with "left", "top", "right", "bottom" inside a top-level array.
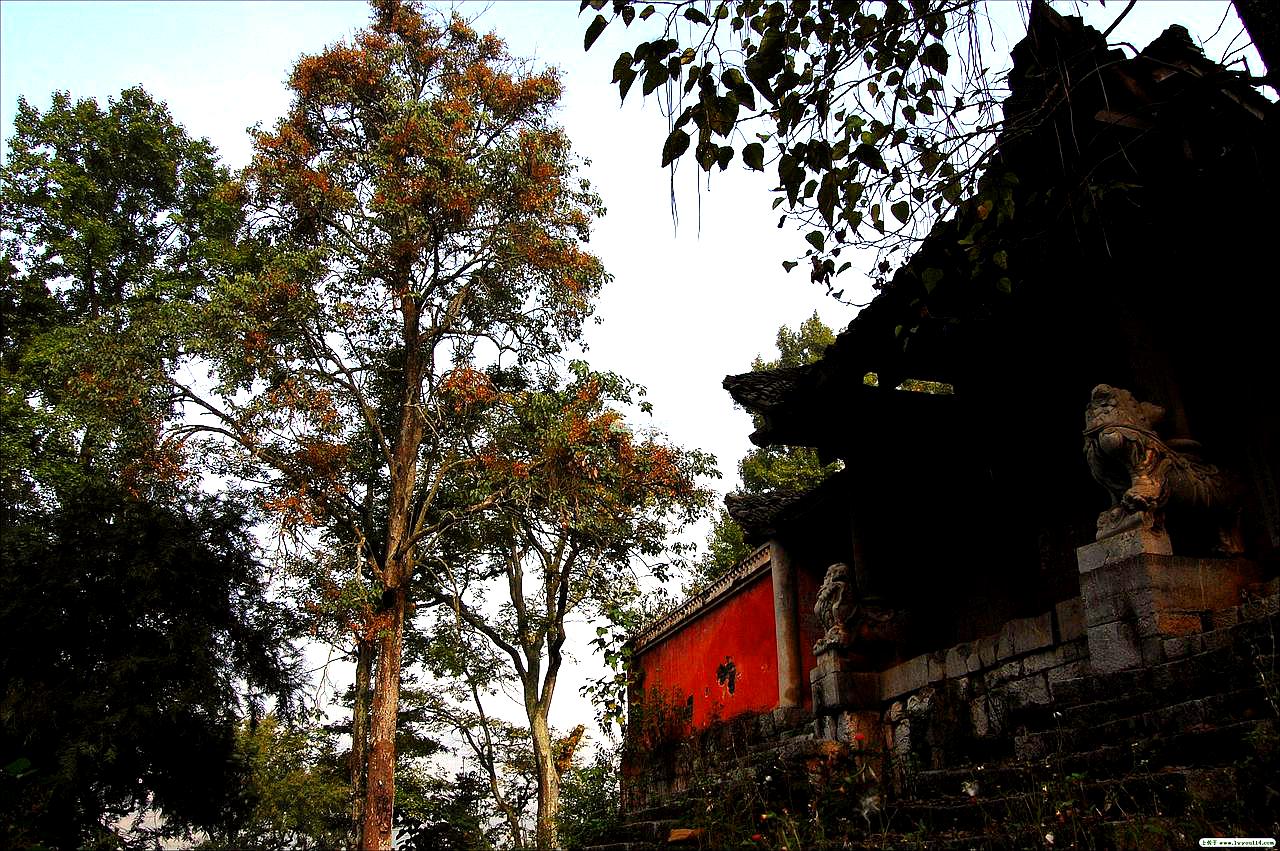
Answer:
[
  {"left": 360, "top": 589, "right": 407, "bottom": 850},
  {"left": 1233, "top": 0, "right": 1279, "bottom": 86},
  {"left": 349, "top": 637, "right": 374, "bottom": 848},
  {"left": 529, "top": 710, "right": 560, "bottom": 851}
]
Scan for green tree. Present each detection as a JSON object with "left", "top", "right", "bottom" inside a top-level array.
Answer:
[
  {"left": 1, "top": 86, "right": 298, "bottom": 849},
  {"left": 693, "top": 312, "right": 838, "bottom": 584},
  {"left": 427, "top": 364, "right": 714, "bottom": 848},
  {"left": 166, "top": 3, "right": 610, "bottom": 846},
  {"left": 556, "top": 745, "right": 623, "bottom": 851},
  {"left": 584, "top": 0, "right": 1274, "bottom": 291},
  {"left": 197, "top": 716, "right": 351, "bottom": 850}
]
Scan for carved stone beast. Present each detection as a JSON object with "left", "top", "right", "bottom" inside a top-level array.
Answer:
[{"left": 1083, "top": 384, "right": 1243, "bottom": 553}]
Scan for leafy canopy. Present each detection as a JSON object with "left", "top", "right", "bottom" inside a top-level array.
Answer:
[{"left": 693, "top": 312, "right": 839, "bottom": 584}]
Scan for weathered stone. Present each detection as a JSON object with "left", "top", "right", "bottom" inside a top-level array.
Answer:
[
  {"left": 886, "top": 700, "right": 905, "bottom": 723},
  {"left": 1055, "top": 597, "right": 1085, "bottom": 641},
  {"left": 975, "top": 634, "right": 1000, "bottom": 669},
  {"left": 1076, "top": 525, "right": 1171, "bottom": 573},
  {"left": 1046, "top": 660, "right": 1089, "bottom": 687},
  {"left": 1004, "top": 673, "right": 1051, "bottom": 707},
  {"left": 944, "top": 644, "right": 973, "bottom": 679},
  {"left": 1211, "top": 607, "right": 1240, "bottom": 629},
  {"left": 1082, "top": 385, "right": 1244, "bottom": 552},
  {"left": 812, "top": 671, "right": 880, "bottom": 715},
  {"left": 1086, "top": 620, "right": 1142, "bottom": 673},
  {"left": 882, "top": 655, "right": 929, "bottom": 700},
  {"left": 995, "top": 620, "right": 1019, "bottom": 660},
  {"left": 1136, "top": 611, "right": 1202, "bottom": 638},
  {"left": 1022, "top": 646, "right": 1063, "bottom": 674},
  {"left": 1012, "top": 613, "right": 1055, "bottom": 655},
  {"left": 988, "top": 658, "right": 1023, "bottom": 685},
  {"left": 1060, "top": 639, "right": 1088, "bottom": 661},
  {"left": 926, "top": 650, "right": 947, "bottom": 683},
  {"left": 1162, "top": 635, "right": 1190, "bottom": 659}
]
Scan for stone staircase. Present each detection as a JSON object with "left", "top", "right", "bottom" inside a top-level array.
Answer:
[{"left": 590, "top": 588, "right": 1279, "bottom": 850}]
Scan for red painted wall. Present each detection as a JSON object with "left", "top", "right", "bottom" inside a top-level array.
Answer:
[
  {"left": 634, "top": 571, "right": 778, "bottom": 730},
  {"left": 797, "top": 565, "right": 823, "bottom": 708}
]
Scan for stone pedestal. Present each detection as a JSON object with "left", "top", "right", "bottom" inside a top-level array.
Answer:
[
  {"left": 810, "top": 652, "right": 881, "bottom": 741},
  {"left": 1077, "top": 527, "right": 1260, "bottom": 673}
]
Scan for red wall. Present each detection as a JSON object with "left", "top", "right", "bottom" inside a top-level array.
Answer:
[{"left": 634, "top": 571, "right": 778, "bottom": 730}]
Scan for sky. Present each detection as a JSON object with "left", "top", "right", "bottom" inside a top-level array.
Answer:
[{"left": 0, "top": 0, "right": 1262, "bottom": 746}]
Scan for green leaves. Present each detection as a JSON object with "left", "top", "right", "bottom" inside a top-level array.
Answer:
[
  {"left": 891, "top": 200, "right": 910, "bottom": 224},
  {"left": 661, "top": 129, "right": 690, "bottom": 167},
  {"left": 584, "top": 14, "right": 608, "bottom": 50},
  {"left": 743, "top": 142, "right": 765, "bottom": 170},
  {"left": 921, "top": 42, "right": 949, "bottom": 75}
]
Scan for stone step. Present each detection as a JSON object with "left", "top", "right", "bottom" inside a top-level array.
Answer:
[
  {"left": 1016, "top": 690, "right": 1269, "bottom": 760},
  {"left": 882, "top": 768, "right": 1204, "bottom": 834},
  {"left": 1049, "top": 644, "right": 1253, "bottom": 708},
  {"left": 911, "top": 764, "right": 1036, "bottom": 799}
]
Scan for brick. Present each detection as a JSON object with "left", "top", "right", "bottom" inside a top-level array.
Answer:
[
  {"left": 1136, "top": 611, "right": 1202, "bottom": 638},
  {"left": 1055, "top": 597, "right": 1085, "bottom": 642}
]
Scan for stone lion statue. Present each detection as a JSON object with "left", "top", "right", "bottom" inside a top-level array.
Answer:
[
  {"left": 1083, "top": 384, "right": 1242, "bottom": 553},
  {"left": 814, "top": 563, "right": 857, "bottom": 655}
]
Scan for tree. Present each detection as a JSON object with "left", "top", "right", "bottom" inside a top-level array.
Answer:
[
  {"left": 168, "top": 2, "right": 609, "bottom": 846},
  {"left": 693, "top": 312, "right": 838, "bottom": 584},
  {"left": 583, "top": 0, "right": 1274, "bottom": 291},
  {"left": 197, "top": 716, "right": 351, "bottom": 851},
  {"left": 426, "top": 364, "right": 714, "bottom": 848},
  {"left": 1, "top": 87, "right": 299, "bottom": 849}
]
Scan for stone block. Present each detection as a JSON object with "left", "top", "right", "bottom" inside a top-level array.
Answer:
[
  {"left": 1211, "top": 607, "right": 1240, "bottom": 630},
  {"left": 1046, "top": 660, "right": 1089, "bottom": 687},
  {"left": 1012, "top": 613, "right": 1055, "bottom": 655},
  {"left": 1004, "top": 673, "right": 1051, "bottom": 707},
  {"left": 812, "top": 671, "right": 880, "bottom": 714},
  {"left": 1136, "top": 611, "right": 1202, "bottom": 638},
  {"left": 970, "top": 692, "right": 1004, "bottom": 738},
  {"left": 1055, "top": 597, "right": 1085, "bottom": 642},
  {"left": 1076, "top": 525, "right": 1171, "bottom": 573},
  {"left": 996, "top": 621, "right": 1019, "bottom": 660},
  {"left": 1022, "top": 646, "right": 1063, "bottom": 674},
  {"left": 1060, "top": 639, "right": 1089, "bottom": 662},
  {"left": 944, "top": 644, "right": 974, "bottom": 679},
  {"left": 988, "top": 658, "right": 1023, "bottom": 685},
  {"left": 926, "top": 650, "right": 947, "bottom": 683},
  {"left": 975, "top": 635, "right": 1000, "bottom": 669},
  {"left": 1086, "top": 620, "right": 1142, "bottom": 673},
  {"left": 1162, "top": 635, "right": 1190, "bottom": 660},
  {"left": 882, "top": 655, "right": 929, "bottom": 700}
]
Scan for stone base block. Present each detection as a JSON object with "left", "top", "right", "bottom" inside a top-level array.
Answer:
[
  {"left": 1077, "top": 542, "right": 1261, "bottom": 673},
  {"left": 811, "top": 669, "right": 880, "bottom": 715}
]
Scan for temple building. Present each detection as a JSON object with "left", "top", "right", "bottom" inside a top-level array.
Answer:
[{"left": 602, "top": 5, "right": 1280, "bottom": 848}]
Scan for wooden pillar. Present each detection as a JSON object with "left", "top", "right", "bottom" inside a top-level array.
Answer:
[{"left": 769, "top": 538, "right": 802, "bottom": 708}]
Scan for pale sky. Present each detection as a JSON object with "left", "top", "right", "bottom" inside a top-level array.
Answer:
[{"left": 0, "top": 0, "right": 1259, "bottom": 743}]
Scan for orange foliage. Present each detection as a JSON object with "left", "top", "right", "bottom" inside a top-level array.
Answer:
[{"left": 440, "top": 367, "right": 498, "bottom": 412}]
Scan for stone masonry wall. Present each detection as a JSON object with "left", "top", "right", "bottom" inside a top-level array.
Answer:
[{"left": 879, "top": 600, "right": 1089, "bottom": 790}]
